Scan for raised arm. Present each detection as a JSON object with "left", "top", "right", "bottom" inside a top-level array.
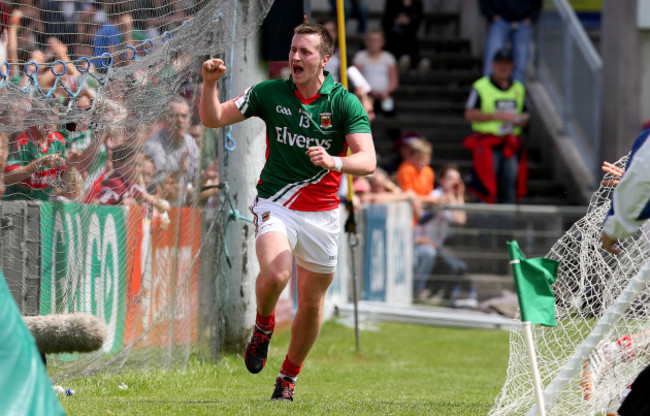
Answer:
[{"left": 199, "top": 59, "right": 246, "bottom": 128}]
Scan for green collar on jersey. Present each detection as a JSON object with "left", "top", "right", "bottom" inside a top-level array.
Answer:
[{"left": 286, "top": 71, "right": 335, "bottom": 95}]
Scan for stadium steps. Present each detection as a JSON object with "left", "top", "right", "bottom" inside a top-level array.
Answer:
[
  {"left": 312, "top": 2, "right": 576, "bottom": 283},
  {"left": 365, "top": 7, "right": 571, "bottom": 206}
]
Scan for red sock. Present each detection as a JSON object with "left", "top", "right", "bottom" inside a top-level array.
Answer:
[
  {"left": 280, "top": 355, "right": 303, "bottom": 379},
  {"left": 255, "top": 310, "right": 275, "bottom": 333}
]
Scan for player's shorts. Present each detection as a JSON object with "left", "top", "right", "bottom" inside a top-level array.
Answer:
[{"left": 249, "top": 197, "right": 340, "bottom": 274}]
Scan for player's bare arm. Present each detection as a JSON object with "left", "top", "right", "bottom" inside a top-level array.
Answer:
[
  {"left": 199, "top": 58, "right": 246, "bottom": 128},
  {"left": 306, "top": 132, "right": 376, "bottom": 176}
]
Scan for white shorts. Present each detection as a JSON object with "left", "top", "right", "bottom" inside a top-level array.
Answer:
[{"left": 249, "top": 197, "right": 340, "bottom": 274}]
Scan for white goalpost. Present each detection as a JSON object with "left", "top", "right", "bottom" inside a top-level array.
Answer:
[{"left": 491, "top": 155, "right": 650, "bottom": 416}]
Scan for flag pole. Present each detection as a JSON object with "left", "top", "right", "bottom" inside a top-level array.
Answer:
[
  {"left": 507, "top": 241, "right": 558, "bottom": 416},
  {"left": 523, "top": 320, "right": 547, "bottom": 416}
]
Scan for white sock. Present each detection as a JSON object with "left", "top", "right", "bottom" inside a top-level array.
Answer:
[{"left": 278, "top": 372, "right": 297, "bottom": 382}]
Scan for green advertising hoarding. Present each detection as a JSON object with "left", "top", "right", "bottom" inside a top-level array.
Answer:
[{"left": 39, "top": 202, "right": 127, "bottom": 353}]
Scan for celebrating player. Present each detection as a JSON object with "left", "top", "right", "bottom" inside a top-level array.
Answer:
[{"left": 200, "top": 22, "right": 376, "bottom": 401}]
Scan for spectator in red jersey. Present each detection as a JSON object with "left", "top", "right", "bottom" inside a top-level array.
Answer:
[
  {"left": 95, "top": 142, "right": 169, "bottom": 213},
  {"left": 3, "top": 124, "right": 67, "bottom": 201}
]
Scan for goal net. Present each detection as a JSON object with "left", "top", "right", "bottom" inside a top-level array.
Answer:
[
  {"left": 490, "top": 154, "right": 650, "bottom": 416},
  {"left": 0, "top": 0, "right": 272, "bottom": 381}
]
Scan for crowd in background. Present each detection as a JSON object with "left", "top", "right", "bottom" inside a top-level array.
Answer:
[{"left": 0, "top": 1, "right": 218, "bottom": 217}]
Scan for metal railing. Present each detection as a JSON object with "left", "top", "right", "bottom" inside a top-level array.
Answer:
[{"left": 535, "top": 0, "right": 602, "bottom": 179}]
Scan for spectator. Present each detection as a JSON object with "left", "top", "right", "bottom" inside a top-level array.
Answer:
[
  {"left": 189, "top": 119, "right": 202, "bottom": 148},
  {"left": 41, "top": 0, "right": 80, "bottom": 46},
  {"left": 197, "top": 158, "right": 219, "bottom": 207},
  {"left": 464, "top": 48, "right": 529, "bottom": 204},
  {"left": 3, "top": 124, "right": 67, "bottom": 201},
  {"left": 396, "top": 137, "right": 435, "bottom": 200},
  {"left": 383, "top": 130, "right": 418, "bottom": 176},
  {"left": 353, "top": 28, "right": 399, "bottom": 117},
  {"left": 413, "top": 164, "right": 468, "bottom": 301},
  {"left": 382, "top": 0, "right": 426, "bottom": 71},
  {"left": 143, "top": 96, "right": 199, "bottom": 204},
  {"left": 480, "top": 0, "right": 542, "bottom": 83},
  {"left": 138, "top": 153, "right": 156, "bottom": 194},
  {"left": 358, "top": 167, "right": 412, "bottom": 205},
  {"left": 137, "top": 0, "right": 187, "bottom": 37},
  {"left": 92, "top": 4, "right": 135, "bottom": 71},
  {"left": 329, "top": 0, "right": 368, "bottom": 35},
  {"left": 95, "top": 142, "right": 169, "bottom": 213},
  {"left": 59, "top": 111, "right": 108, "bottom": 186},
  {"left": 50, "top": 166, "right": 84, "bottom": 203}
]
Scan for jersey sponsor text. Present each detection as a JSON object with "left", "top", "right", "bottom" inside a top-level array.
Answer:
[{"left": 275, "top": 126, "right": 332, "bottom": 150}]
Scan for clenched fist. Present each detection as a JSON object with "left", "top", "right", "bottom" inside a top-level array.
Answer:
[{"left": 202, "top": 59, "right": 227, "bottom": 84}]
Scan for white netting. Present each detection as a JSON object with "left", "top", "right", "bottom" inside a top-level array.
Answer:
[
  {"left": 0, "top": 0, "right": 272, "bottom": 381},
  {"left": 490, "top": 154, "right": 650, "bottom": 416}
]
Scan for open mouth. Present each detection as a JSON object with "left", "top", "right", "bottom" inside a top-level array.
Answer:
[{"left": 293, "top": 65, "right": 304, "bottom": 75}]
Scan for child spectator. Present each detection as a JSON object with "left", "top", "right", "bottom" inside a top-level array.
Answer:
[
  {"left": 396, "top": 137, "right": 434, "bottom": 198},
  {"left": 353, "top": 28, "right": 399, "bottom": 117},
  {"left": 95, "top": 143, "right": 169, "bottom": 213}
]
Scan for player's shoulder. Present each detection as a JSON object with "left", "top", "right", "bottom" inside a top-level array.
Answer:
[{"left": 329, "top": 82, "right": 358, "bottom": 102}]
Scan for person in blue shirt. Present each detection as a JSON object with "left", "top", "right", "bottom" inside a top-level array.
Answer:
[{"left": 92, "top": 4, "right": 134, "bottom": 71}]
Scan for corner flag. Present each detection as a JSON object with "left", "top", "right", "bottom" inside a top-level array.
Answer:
[{"left": 507, "top": 241, "right": 559, "bottom": 327}]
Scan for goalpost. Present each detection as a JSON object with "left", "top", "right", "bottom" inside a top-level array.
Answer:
[
  {"left": 491, "top": 154, "right": 650, "bottom": 416},
  {"left": 0, "top": 0, "right": 272, "bottom": 381}
]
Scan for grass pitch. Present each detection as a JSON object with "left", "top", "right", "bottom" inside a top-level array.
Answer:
[{"left": 58, "top": 319, "right": 510, "bottom": 415}]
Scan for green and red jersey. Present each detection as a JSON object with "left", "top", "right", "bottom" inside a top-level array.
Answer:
[
  {"left": 233, "top": 72, "right": 371, "bottom": 211},
  {"left": 3, "top": 128, "right": 67, "bottom": 201},
  {"left": 58, "top": 127, "right": 107, "bottom": 177}
]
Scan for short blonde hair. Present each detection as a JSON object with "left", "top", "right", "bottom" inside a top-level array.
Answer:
[{"left": 408, "top": 138, "right": 432, "bottom": 156}]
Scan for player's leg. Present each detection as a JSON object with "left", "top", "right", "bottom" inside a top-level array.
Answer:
[
  {"left": 271, "top": 264, "right": 334, "bottom": 401},
  {"left": 288, "top": 265, "right": 334, "bottom": 364},
  {"left": 246, "top": 199, "right": 297, "bottom": 374},
  {"left": 269, "top": 208, "right": 339, "bottom": 401},
  {"left": 255, "top": 231, "right": 294, "bottom": 316}
]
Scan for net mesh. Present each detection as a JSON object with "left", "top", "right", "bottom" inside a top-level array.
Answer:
[
  {"left": 490, "top": 154, "right": 650, "bottom": 416},
  {"left": 0, "top": 0, "right": 273, "bottom": 381}
]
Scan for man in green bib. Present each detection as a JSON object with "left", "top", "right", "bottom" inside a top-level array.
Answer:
[
  {"left": 200, "top": 22, "right": 376, "bottom": 401},
  {"left": 464, "top": 48, "right": 530, "bottom": 204}
]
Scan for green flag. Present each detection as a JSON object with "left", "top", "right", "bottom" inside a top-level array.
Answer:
[{"left": 507, "top": 241, "right": 559, "bottom": 326}]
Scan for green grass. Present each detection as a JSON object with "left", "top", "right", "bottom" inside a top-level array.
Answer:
[{"left": 58, "top": 320, "right": 510, "bottom": 415}]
